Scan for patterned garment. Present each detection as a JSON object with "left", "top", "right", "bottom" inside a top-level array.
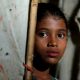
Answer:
[{"left": 32, "top": 76, "right": 58, "bottom": 80}]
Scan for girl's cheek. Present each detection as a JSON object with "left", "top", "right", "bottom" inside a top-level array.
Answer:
[{"left": 59, "top": 40, "right": 67, "bottom": 49}]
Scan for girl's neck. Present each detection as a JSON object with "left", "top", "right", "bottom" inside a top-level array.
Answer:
[
  {"left": 33, "top": 54, "right": 50, "bottom": 71},
  {"left": 33, "top": 67, "right": 51, "bottom": 80},
  {"left": 33, "top": 54, "right": 52, "bottom": 80}
]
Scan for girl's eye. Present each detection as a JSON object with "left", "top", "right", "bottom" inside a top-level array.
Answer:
[
  {"left": 57, "top": 33, "right": 65, "bottom": 39},
  {"left": 38, "top": 31, "right": 48, "bottom": 38}
]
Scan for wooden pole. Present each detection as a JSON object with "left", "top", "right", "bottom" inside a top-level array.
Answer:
[{"left": 25, "top": 0, "right": 38, "bottom": 80}]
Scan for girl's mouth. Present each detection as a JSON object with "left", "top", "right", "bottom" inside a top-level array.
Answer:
[{"left": 47, "top": 51, "right": 60, "bottom": 57}]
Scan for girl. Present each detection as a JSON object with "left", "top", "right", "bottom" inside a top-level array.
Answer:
[{"left": 26, "top": 3, "right": 68, "bottom": 80}]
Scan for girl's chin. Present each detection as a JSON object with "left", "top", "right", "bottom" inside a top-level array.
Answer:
[{"left": 46, "top": 58, "right": 60, "bottom": 64}]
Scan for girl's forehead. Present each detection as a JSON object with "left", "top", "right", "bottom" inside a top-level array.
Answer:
[
  {"left": 36, "top": 18, "right": 67, "bottom": 33},
  {"left": 38, "top": 15, "right": 66, "bottom": 24},
  {"left": 37, "top": 16, "right": 66, "bottom": 27}
]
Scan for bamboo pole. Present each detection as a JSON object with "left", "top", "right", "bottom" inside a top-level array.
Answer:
[{"left": 25, "top": 0, "right": 38, "bottom": 80}]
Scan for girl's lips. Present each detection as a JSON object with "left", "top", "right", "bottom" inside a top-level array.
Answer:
[{"left": 47, "top": 51, "right": 60, "bottom": 57}]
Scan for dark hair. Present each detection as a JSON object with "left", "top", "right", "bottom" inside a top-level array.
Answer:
[{"left": 37, "top": 3, "right": 68, "bottom": 29}]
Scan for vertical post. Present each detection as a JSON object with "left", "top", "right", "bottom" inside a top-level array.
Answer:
[{"left": 25, "top": 0, "right": 38, "bottom": 80}]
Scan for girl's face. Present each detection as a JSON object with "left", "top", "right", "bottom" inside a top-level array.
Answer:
[{"left": 35, "top": 16, "right": 67, "bottom": 64}]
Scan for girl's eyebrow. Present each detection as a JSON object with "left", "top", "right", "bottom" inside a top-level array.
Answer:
[
  {"left": 37, "top": 28, "right": 67, "bottom": 31},
  {"left": 58, "top": 29, "right": 67, "bottom": 32},
  {"left": 37, "top": 28, "right": 49, "bottom": 31}
]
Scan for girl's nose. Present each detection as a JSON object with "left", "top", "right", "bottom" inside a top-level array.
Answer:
[{"left": 47, "top": 36, "right": 57, "bottom": 47}]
